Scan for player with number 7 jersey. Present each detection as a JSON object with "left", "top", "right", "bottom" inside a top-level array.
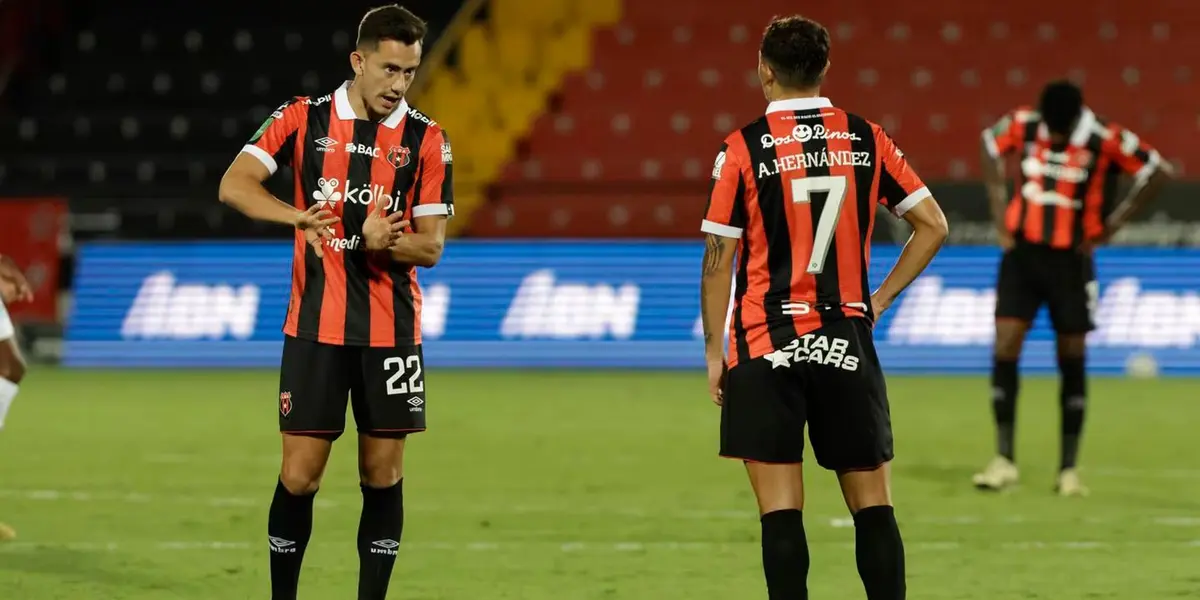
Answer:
[
  {"left": 698, "top": 15, "right": 949, "bottom": 599},
  {"left": 704, "top": 98, "right": 931, "bottom": 369},
  {"left": 701, "top": 95, "right": 950, "bottom": 471}
]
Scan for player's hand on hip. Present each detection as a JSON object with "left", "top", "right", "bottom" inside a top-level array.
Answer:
[
  {"left": 363, "top": 196, "right": 410, "bottom": 251},
  {"left": 707, "top": 356, "right": 727, "bottom": 406},
  {"left": 870, "top": 293, "right": 892, "bottom": 319},
  {"left": 997, "top": 231, "right": 1016, "bottom": 252}
]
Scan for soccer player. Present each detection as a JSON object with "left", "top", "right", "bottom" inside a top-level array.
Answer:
[
  {"left": 0, "top": 254, "right": 33, "bottom": 541},
  {"left": 700, "top": 16, "right": 948, "bottom": 600},
  {"left": 216, "top": 5, "right": 452, "bottom": 599},
  {"left": 973, "top": 80, "right": 1171, "bottom": 496}
]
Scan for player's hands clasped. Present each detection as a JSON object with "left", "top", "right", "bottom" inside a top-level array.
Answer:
[
  {"left": 294, "top": 204, "right": 340, "bottom": 258},
  {"left": 0, "top": 255, "right": 33, "bottom": 304},
  {"left": 363, "top": 196, "right": 411, "bottom": 251},
  {"left": 707, "top": 356, "right": 727, "bottom": 406}
]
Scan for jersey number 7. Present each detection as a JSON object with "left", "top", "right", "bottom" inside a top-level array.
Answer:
[{"left": 791, "top": 175, "right": 848, "bottom": 275}]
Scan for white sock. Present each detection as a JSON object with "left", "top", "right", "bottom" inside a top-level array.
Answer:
[{"left": 0, "top": 377, "right": 18, "bottom": 431}]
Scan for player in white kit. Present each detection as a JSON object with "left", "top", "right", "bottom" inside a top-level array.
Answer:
[{"left": 0, "top": 255, "right": 33, "bottom": 540}]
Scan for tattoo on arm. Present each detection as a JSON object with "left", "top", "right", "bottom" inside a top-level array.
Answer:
[
  {"left": 702, "top": 234, "right": 726, "bottom": 276},
  {"left": 701, "top": 234, "right": 728, "bottom": 348}
]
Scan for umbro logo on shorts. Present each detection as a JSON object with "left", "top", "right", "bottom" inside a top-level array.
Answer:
[
  {"left": 407, "top": 396, "right": 424, "bottom": 413},
  {"left": 371, "top": 539, "right": 399, "bottom": 555}
]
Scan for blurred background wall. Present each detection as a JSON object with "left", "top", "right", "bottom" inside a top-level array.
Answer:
[{"left": 2, "top": 0, "right": 1197, "bottom": 371}]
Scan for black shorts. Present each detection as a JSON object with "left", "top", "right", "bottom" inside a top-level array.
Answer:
[
  {"left": 719, "top": 318, "right": 893, "bottom": 471},
  {"left": 995, "top": 242, "right": 1098, "bottom": 334},
  {"left": 277, "top": 335, "right": 427, "bottom": 440}
]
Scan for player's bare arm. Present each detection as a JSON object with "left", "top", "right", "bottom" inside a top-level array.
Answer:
[
  {"left": 388, "top": 215, "right": 446, "bottom": 267},
  {"left": 980, "top": 140, "right": 1014, "bottom": 250},
  {"left": 700, "top": 232, "right": 737, "bottom": 405},
  {"left": 872, "top": 195, "right": 949, "bottom": 316},
  {"left": 1088, "top": 162, "right": 1173, "bottom": 249},
  {"left": 218, "top": 153, "right": 340, "bottom": 257}
]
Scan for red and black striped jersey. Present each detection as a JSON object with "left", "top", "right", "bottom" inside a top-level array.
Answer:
[
  {"left": 242, "top": 82, "right": 453, "bottom": 347},
  {"left": 703, "top": 97, "right": 929, "bottom": 368},
  {"left": 982, "top": 106, "right": 1161, "bottom": 250}
]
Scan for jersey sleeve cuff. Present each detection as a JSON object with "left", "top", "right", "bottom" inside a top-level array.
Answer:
[
  {"left": 241, "top": 145, "right": 278, "bottom": 176},
  {"left": 892, "top": 187, "right": 930, "bottom": 217},
  {"left": 413, "top": 203, "right": 452, "bottom": 219},
  {"left": 701, "top": 219, "right": 743, "bottom": 238},
  {"left": 981, "top": 130, "right": 1001, "bottom": 159}
]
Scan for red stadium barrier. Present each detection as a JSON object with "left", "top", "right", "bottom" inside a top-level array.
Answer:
[{"left": 0, "top": 197, "right": 66, "bottom": 323}]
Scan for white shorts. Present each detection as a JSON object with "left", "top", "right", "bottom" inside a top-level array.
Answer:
[{"left": 0, "top": 300, "right": 13, "bottom": 341}]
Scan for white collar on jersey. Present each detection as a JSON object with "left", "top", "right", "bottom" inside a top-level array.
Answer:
[
  {"left": 1038, "top": 106, "right": 1097, "bottom": 147},
  {"left": 765, "top": 96, "right": 833, "bottom": 114},
  {"left": 333, "top": 81, "right": 408, "bottom": 129}
]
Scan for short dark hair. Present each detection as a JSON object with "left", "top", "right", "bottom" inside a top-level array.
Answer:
[
  {"left": 357, "top": 4, "right": 427, "bottom": 50},
  {"left": 1039, "top": 80, "right": 1084, "bottom": 135},
  {"left": 760, "top": 15, "right": 831, "bottom": 90}
]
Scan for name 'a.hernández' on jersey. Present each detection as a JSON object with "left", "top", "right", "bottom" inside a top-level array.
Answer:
[
  {"left": 241, "top": 82, "right": 454, "bottom": 347},
  {"left": 702, "top": 96, "right": 929, "bottom": 368},
  {"left": 982, "top": 106, "right": 1161, "bottom": 250}
]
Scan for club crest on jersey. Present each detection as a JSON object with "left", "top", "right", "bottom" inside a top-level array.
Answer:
[
  {"left": 279, "top": 391, "right": 293, "bottom": 417},
  {"left": 386, "top": 145, "right": 411, "bottom": 169}
]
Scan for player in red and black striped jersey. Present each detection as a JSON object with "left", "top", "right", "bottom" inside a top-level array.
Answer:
[
  {"left": 699, "top": 16, "right": 948, "bottom": 600},
  {"left": 217, "top": 6, "right": 449, "bottom": 599},
  {"left": 973, "top": 80, "right": 1172, "bottom": 497}
]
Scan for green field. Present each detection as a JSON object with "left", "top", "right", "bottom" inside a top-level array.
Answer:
[{"left": 1, "top": 369, "right": 1198, "bottom": 599}]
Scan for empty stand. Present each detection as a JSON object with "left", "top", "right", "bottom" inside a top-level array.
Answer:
[
  {"left": 481, "top": 0, "right": 1197, "bottom": 236},
  {"left": 1, "top": 0, "right": 461, "bottom": 203}
]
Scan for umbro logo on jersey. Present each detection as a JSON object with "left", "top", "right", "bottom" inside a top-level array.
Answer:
[{"left": 315, "top": 137, "right": 337, "bottom": 153}]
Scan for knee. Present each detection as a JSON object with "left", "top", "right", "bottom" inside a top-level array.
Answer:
[
  {"left": 0, "top": 354, "right": 26, "bottom": 384},
  {"left": 993, "top": 321, "right": 1028, "bottom": 360},
  {"left": 280, "top": 459, "right": 324, "bottom": 495},
  {"left": 1056, "top": 336, "right": 1087, "bottom": 360},
  {"left": 993, "top": 335, "right": 1023, "bottom": 360},
  {"left": 359, "top": 459, "right": 401, "bottom": 489}
]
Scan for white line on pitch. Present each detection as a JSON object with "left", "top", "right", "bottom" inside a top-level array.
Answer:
[
  {"left": 4, "top": 489, "right": 1200, "bottom": 527},
  {"left": 1, "top": 540, "right": 1198, "bottom": 554},
  {"left": 136, "top": 455, "right": 1200, "bottom": 481}
]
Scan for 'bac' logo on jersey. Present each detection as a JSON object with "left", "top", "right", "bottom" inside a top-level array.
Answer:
[{"left": 387, "top": 145, "right": 411, "bottom": 169}]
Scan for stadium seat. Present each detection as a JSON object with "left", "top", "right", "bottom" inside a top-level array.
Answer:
[{"left": 494, "top": 0, "right": 1195, "bottom": 195}]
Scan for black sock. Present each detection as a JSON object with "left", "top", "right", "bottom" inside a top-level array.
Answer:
[
  {"left": 357, "top": 480, "right": 405, "bottom": 600},
  {"left": 1058, "top": 356, "right": 1087, "bottom": 470},
  {"left": 991, "top": 358, "right": 1019, "bottom": 461},
  {"left": 853, "top": 506, "right": 906, "bottom": 600},
  {"left": 268, "top": 479, "right": 316, "bottom": 600},
  {"left": 760, "top": 509, "right": 809, "bottom": 599}
]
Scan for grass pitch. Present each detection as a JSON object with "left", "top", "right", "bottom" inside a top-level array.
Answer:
[{"left": 1, "top": 369, "right": 1198, "bottom": 599}]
